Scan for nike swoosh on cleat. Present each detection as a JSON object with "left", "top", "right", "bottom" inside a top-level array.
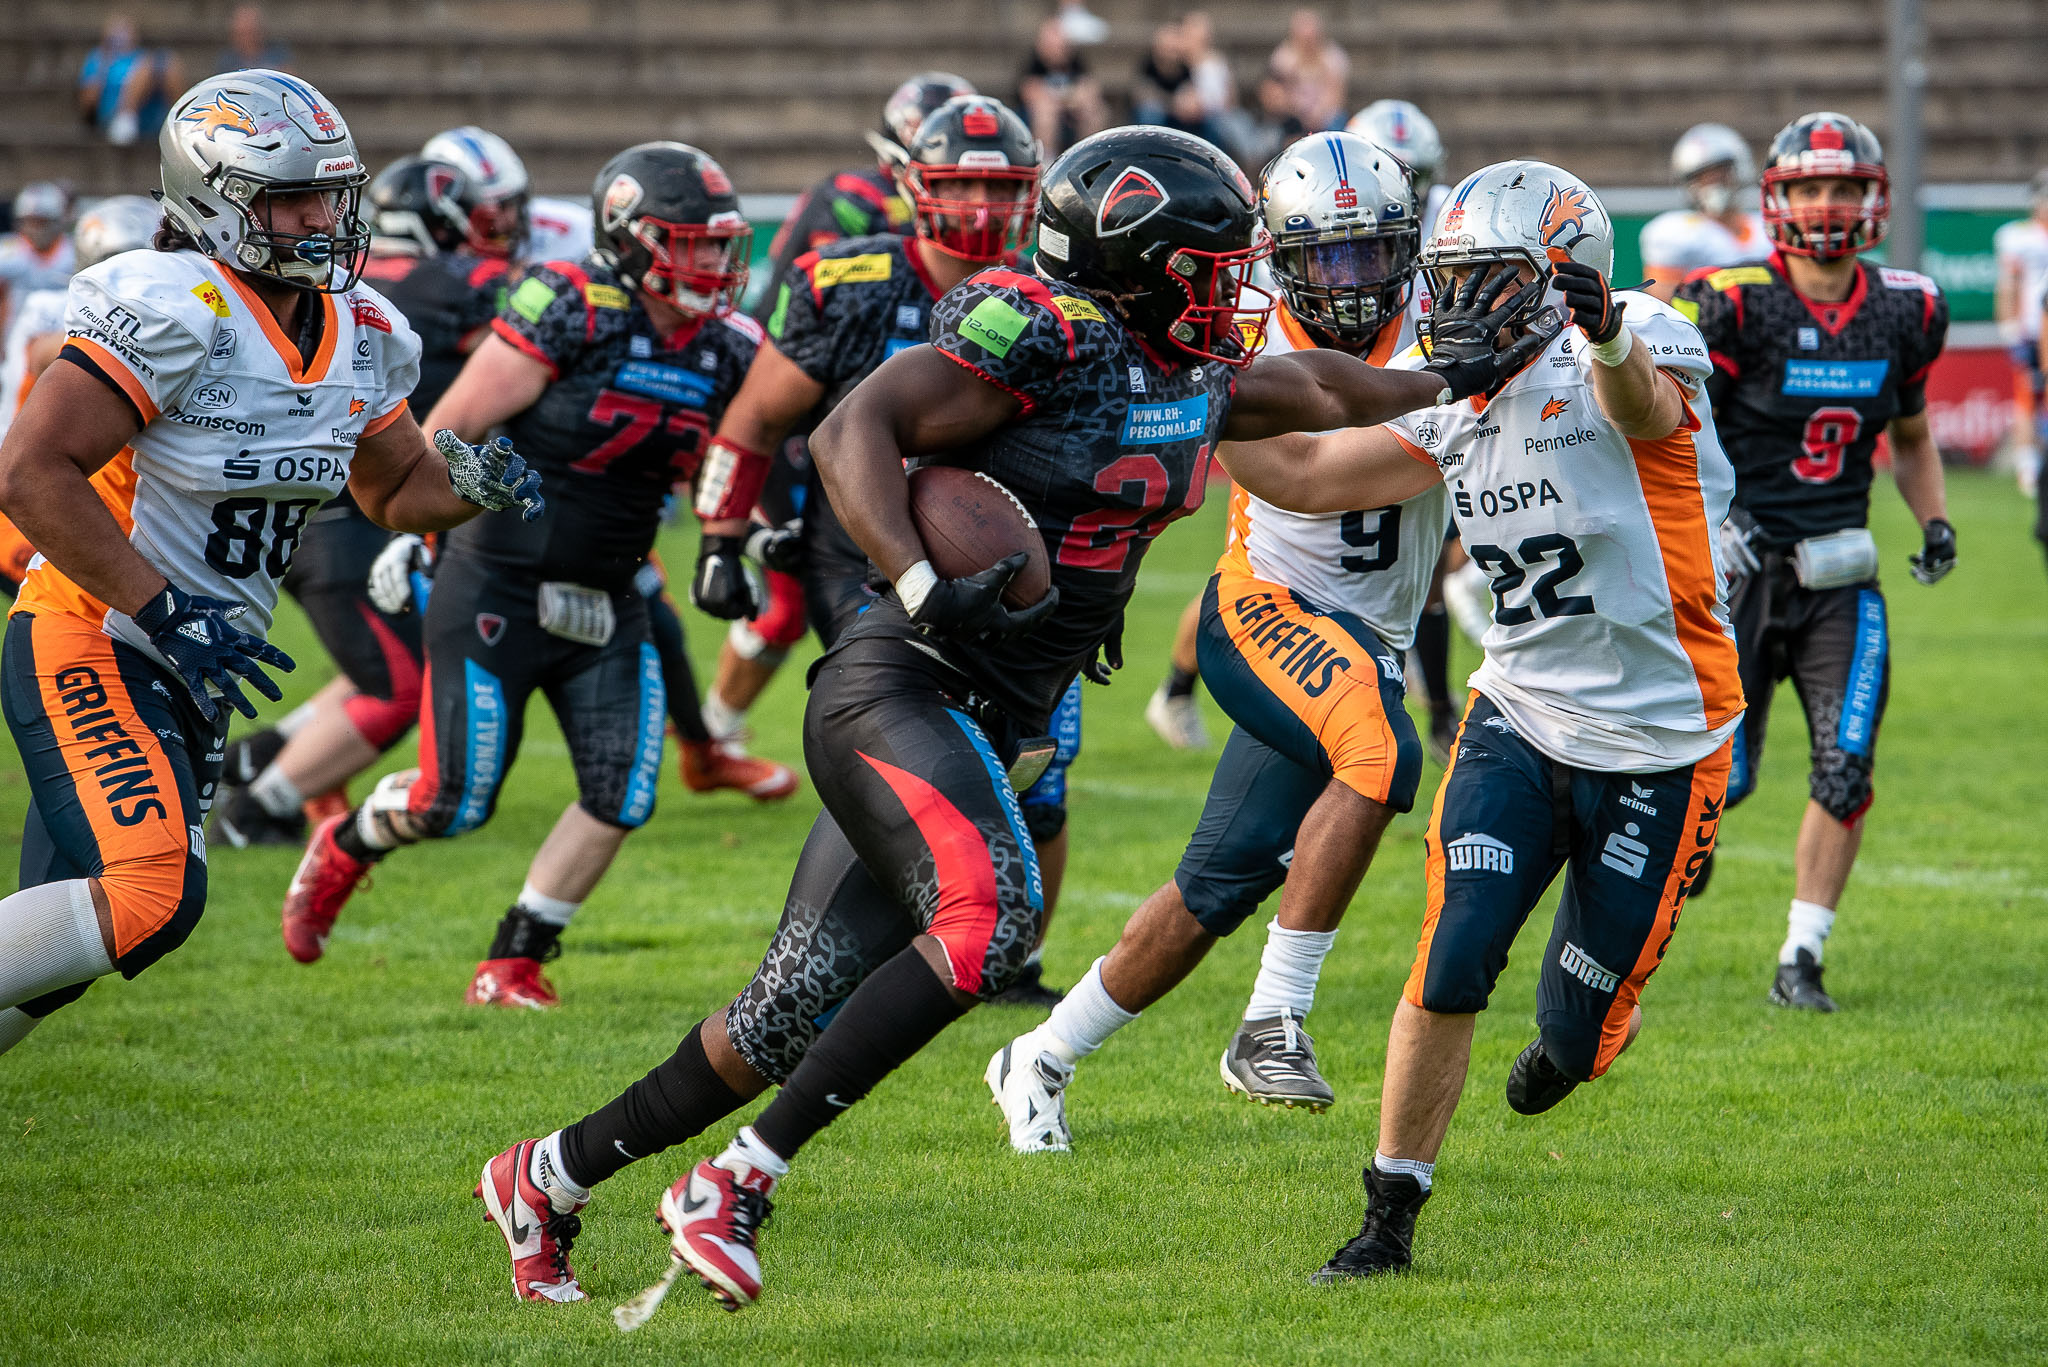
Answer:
[
  {"left": 824, "top": 1093, "right": 852, "bottom": 1109},
  {"left": 681, "top": 1191, "right": 714, "bottom": 1217},
  {"left": 506, "top": 1216, "right": 530, "bottom": 1243}
]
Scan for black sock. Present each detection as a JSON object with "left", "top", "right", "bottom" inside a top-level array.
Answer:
[
  {"left": 332, "top": 813, "right": 387, "bottom": 864},
  {"left": 223, "top": 727, "right": 284, "bottom": 785},
  {"left": 1164, "top": 663, "right": 1198, "bottom": 699},
  {"left": 560, "top": 1019, "right": 745, "bottom": 1188},
  {"left": 487, "top": 907, "right": 563, "bottom": 961},
  {"left": 1414, "top": 606, "right": 1452, "bottom": 713},
  {"left": 646, "top": 590, "right": 711, "bottom": 743},
  {"left": 750, "top": 946, "right": 967, "bottom": 1161}
]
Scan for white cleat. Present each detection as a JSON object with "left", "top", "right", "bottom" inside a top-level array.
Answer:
[
  {"left": 986, "top": 1039, "right": 1073, "bottom": 1154},
  {"left": 1145, "top": 684, "right": 1211, "bottom": 751}
]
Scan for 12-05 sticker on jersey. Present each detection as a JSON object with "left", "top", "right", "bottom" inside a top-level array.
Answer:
[{"left": 1782, "top": 358, "right": 1889, "bottom": 397}]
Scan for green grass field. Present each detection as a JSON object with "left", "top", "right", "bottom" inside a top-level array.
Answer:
[{"left": 3, "top": 472, "right": 2044, "bottom": 1366}]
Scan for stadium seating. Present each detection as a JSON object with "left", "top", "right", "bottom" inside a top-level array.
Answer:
[{"left": 2, "top": 0, "right": 2043, "bottom": 196}]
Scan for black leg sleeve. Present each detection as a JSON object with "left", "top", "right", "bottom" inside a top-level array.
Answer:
[
  {"left": 558, "top": 1018, "right": 745, "bottom": 1187},
  {"left": 1414, "top": 605, "right": 1452, "bottom": 713}
]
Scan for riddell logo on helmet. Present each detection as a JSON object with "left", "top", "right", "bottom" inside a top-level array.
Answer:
[
  {"left": 1098, "top": 168, "right": 1169, "bottom": 237},
  {"left": 318, "top": 157, "right": 357, "bottom": 177}
]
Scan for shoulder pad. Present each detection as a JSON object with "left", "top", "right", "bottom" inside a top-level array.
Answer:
[
  {"left": 1670, "top": 295, "right": 1701, "bottom": 324},
  {"left": 1050, "top": 294, "right": 1105, "bottom": 324},
  {"left": 1878, "top": 266, "right": 1939, "bottom": 295},
  {"left": 809, "top": 252, "right": 894, "bottom": 289},
  {"left": 1705, "top": 265, "right": 1773, "bottom": 292}
]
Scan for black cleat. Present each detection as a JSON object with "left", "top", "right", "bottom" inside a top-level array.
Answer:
[
  {"left": 1504, "top": 1038, "right": 1579, "bottom": 1116},
  {"left": 1770, "top": 949, "right": 1838, "bottom": 1012},
  {"left": 209, "top": 787, "right": 306, "bottom": 849},
  {"left": 1311, "top": 1164, "right": 1430, "bottom": 1283},
  {"left": 1685, "top": 850, "right": 1715, "bottom": 899},
  {"left": 989, "top": 960, "right": 1065, "bottom": 1009}
]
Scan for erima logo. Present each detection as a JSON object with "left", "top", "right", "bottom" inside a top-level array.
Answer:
[
  {"left": 1558, "top": 941, "right": 1619, "bottom": 993},
  {"left": 1446, "top": 832, "right": 1514, "bottom": 874},
  {"left": 1620, "top": 782, "right": 1658, "bottom": 816},
  {"left": 1601, "top": 824, "right": 1651, "bottom": 880}
]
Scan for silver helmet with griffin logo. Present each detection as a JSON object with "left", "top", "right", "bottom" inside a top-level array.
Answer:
[
  {"left": 421, "top": 125, "right": 531, "bottom": 257},
  {"left": 73, "top": 195, "right": 161, "bottom": 269},
  {"left": 1346, "top": 100, "right": 1444, "bottom": 197},
  {"left": 1671, "top": 123, "right": 1756, "bottom": 216},
  {"left": 1261, "top": 131, "right": 1418, "bottom": 342},
  {"left": 158, "top": 69, "right": 370, "bottom": 291},
  {"left": 1420, "top": 159, "right": 1611, "bottom": 342}
]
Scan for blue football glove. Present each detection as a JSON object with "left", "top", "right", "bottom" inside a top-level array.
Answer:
[
  {"left": 436, "top": 429, "right": 545, "bottom": 521},
  {"left": 131, "top": 581, "right": 296, "bottom": 723}
]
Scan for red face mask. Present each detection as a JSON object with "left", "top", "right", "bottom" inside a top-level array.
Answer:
[
  {"left": 1762, "top": 169, "right": 1888, "bottom": 262},
  {"left": 906, "top": 166, "right": 1040, "bottom": 263},
  {"left": 632, "top": 217, "right": 752, "bottom": 313},
  {"left": 1163, "top": 234, "right": 1276, "bottom": 368}
]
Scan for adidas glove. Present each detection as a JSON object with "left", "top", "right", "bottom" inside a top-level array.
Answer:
[
  {"left": 1422, "top": 262, "right": 1562, "bottom": 402},
  {"left": 131, "top": 581, "right": 296, "bottom": 723}
]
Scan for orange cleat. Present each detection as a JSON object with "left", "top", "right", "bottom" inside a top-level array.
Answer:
[
  {"left": 281, "top": 812, "right": 370, "bottom": 963},
  {"left": 466, "top": 956, "right": 561, "bottom": 1010},
  {"left": 679, "top": 738, "right": 799, "bottom": 801}
]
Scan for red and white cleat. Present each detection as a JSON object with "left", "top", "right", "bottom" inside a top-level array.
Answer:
[
  {"left": 466, "top": 957, "right": 561, "bottom": 1010},
  {"left": 301, "top": 786, "right": 351, "bottom": 830},
  {"left": 475, "top": 1138, "right": 586, "bottom": 1303},
  {"left": 281, "top": 812, "right": 369, "bottom": 964},
  {"left": 679, "top": 738, "right": 799, "bottom": 802},
  {"left": 658, "top": 1155, "right": 777, "bottom": 1311}
]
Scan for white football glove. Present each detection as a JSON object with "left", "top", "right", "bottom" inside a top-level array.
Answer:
[{"left": 368, "top": 533, "right": 432, "bottom": 615}]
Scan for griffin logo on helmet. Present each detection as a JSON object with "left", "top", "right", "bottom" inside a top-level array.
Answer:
[
  {"left": 180, "top": 93, "right": 258, "bottom": 140},
  {"left": 1539, "top": 184, "right": 1596, "bottom": 251},
  {"left": 1098, "top": 168, "right": 1169, "bottom": 237}
]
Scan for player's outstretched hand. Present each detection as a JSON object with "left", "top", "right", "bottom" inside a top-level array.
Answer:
[
  {"left": 367, "top": 533, "right": 432, "bottom": 615},
  {"left": 1909, "top": 517, "right": 1956, "bottom": 585},
  {"left": 1423, "top": 261, "right": 1562, "bottom": 401},
  {"left": 131, "top": 582, "right": 296, "bottom": 723},
  {"left": 745, "top": 518, "right": 807, "bottom": 575},
  {"left": 436, "top": 430, "right": 546, "bottom": 522},
  {"left": 900, "top": 552, "right": 1059, "bottom": 642},
  {"left": 692, "top": 534, "right": 761, "bottom": 620},
  {"left": 1549, "top": 259, "right": 1624, "bottom": 344}
]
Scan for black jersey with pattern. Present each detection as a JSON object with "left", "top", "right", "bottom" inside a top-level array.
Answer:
[
  {"left": 838, "top": 266, "right": 1235, "bottom": 730},
  {"left": 449, "top": 256, "right": 761, "bottom": 589},
  {"left": 750, "top": 167, "right": 912, "bottom": 325},
  {"left": 357, "top": 249, "right": 510, "bottom": 416},
  {"left": 766, "top": 233, "right": 942, "bottom": 418},
  {"left": 1677, "top": 252, "right": 1947, "bottom": 546}
]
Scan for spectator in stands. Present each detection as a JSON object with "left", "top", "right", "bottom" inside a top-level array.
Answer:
[
  {"left": 217, "top": 4, "right": 295, "bottom": 75},
  {"left": 1019, "top": 17, "right": 1107, "bottom": 158},
  {"left": 1134, "top": 14, "right": 1251, "bottom": 163},
  {"left": 1265, "top": 8, "right": 1349, "bottom": 134},
  {"left": 1132, "top": 21, "right": 1195, "bottom": 130},
  {"left": 77, "top": 14, "right": 184, "bottom": 148}
]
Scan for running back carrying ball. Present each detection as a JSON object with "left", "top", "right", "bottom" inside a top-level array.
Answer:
[{"left": 906, "top": 464, "right": 1051, "bottom": 608}]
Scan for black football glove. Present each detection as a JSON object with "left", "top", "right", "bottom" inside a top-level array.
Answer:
[
  {"left": 901, "top": 552, "right": 1059, "bottom": 642},
  {"left": 1549, "top": 259, "right": 1625, "bottom": 345},
  {"left": 1422, "top": 262, "right": 1563, "bottom": 401},
  {"left": 1908, "top": 517, "right": 1956, "bottom": 585},
  {"left": 131, "top": 581, "right": 296, "bottom": 723},
  {"left": 744, "top": 518, "right": 807, "bottom": 575},
  {"left": 435, "top": 430, "right": 545, "bottom": 521},
  {"left": 1717, "top": 503, "right": 1766, "bottom": 581},
  {"left": 691, "top": 534, "right": 760, "bottom": 620},
  {"left": 1081, "top": 614, "right": 1125, "bottom": 685}
]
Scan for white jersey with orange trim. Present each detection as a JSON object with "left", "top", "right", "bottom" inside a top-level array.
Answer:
[
  {"left": 1639, "top": 209, "right": 1770, "bottom": 286},
  {"left": 0, "top": 285, "right": 68, "bottom": 443},
  {"left": 1221, "top": 293, "right": 1446, "bottom": 651},
  {"left": 1383, "top": 291, "right": 1742, "bottom": 771},
  {"left": 0, "top": 233, "right": 77, "bottom": 317},
  {"left": 524, "top": 197, "right": 596, "bottom": 266},
  {"left": 14, "top": 249, "right": 420, "bottom": 657},
  {"left": 1993, "top": 216, "right": 2048, "bottom": 342}
]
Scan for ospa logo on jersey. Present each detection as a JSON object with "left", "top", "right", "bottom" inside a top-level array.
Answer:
[
  {"left": 1120, "top": 395, "right": 1208, "bottom": 445},
  {"left": 1782, "top": 358, "right": 1889, "bottom": 397}
]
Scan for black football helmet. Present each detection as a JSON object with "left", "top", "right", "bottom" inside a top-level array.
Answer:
[
  {"left": 1034, "top": 126, "right": 1273, "bottom": 367},
  {"left": 592, "top": 142, "right": 750, "bottom": 314},
  {"left": 899, "top": 95, "right": 1040, "bottom": 263},
  {"left": 866, "top": 71, "right": 977, "bottom": 169},
  {"left": 1761, "top": 112, "right": 1888, "bottom": 261},
  {"left": 368, "top": 155, "right": 471, "bottom": 256}
]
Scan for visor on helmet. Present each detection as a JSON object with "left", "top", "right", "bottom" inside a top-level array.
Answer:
[{"left": 1271, "top": 227, "right": 1415, "bottom": 337}]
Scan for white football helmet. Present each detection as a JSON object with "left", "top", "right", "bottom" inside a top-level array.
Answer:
[
  {"left": 73, "top": 195, "right": 161, "bottom": 269},
  {"left": 1421, "top": 159, "right": 1611, "bottom": 342},
  {"left": 1671, "top": 123, "right": 1756, "bottom": 215},
  {"left": 1347, "top": 100, "right": 1444, "bottom": 196},
  {"left": 158, "top": 69, "right": 370, "bottom": 291},
  {"left": 421, "top": 125, "right": 530, "bottom": 256},
  {"left": 1261, "top": 131, "right": 1419, "bottom": 341}
]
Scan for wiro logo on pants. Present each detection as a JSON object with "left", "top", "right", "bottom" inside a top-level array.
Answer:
[{"left": 1445, "top": 832, "right": 1513, "bottom": 874}]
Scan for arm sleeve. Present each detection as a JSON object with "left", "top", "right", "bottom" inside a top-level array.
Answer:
[
  {"left": 927, "top": 269, "right": 1080, "bottom": 415},
  {"left": 61, "top": 262, "right": 212, "bottom": 422},
  {"left": 1898, "top": 287, "right": 1950, "bottom": 416},
  {"left": 489, "top": 263, "right": 591, "bottom": 379}
]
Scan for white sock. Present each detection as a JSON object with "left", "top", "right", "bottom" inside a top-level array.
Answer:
[
  {"left": 1244, "top": 919, "right": 1338, "bottom": 1021},
  {"left": 276, "top": 700, "right": 319, "bottom": 739},
  {"left": 250, "top": 765, "right": 305, "bottom": 819},
  {"left": 1781, "top": 899, "right": 1836, "bottom": 965},
  {"left": 528, "top": 1130, "right": 591, "bottom": 1213},
  {"left": 516, "top": 882, "right": 580, "bottom": 927},
  {"left": 725, "top": 1124, "right": 790, "bottom": 1178},
  {"left": 701, "top": 689, "right": 746, "bottom": 742},
  {"left": 1374, "top": 1151, "right": 1434, "bottom": 1192},
  {"left": 0, "top": 1006, "right": 40, "bottom": 1056},
  {"left": 1039, "top": 957, "right": 1138, "bottom": 1066},
  {"left": 0, "top": 880, "right": 112, "bottom": 1012}
]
